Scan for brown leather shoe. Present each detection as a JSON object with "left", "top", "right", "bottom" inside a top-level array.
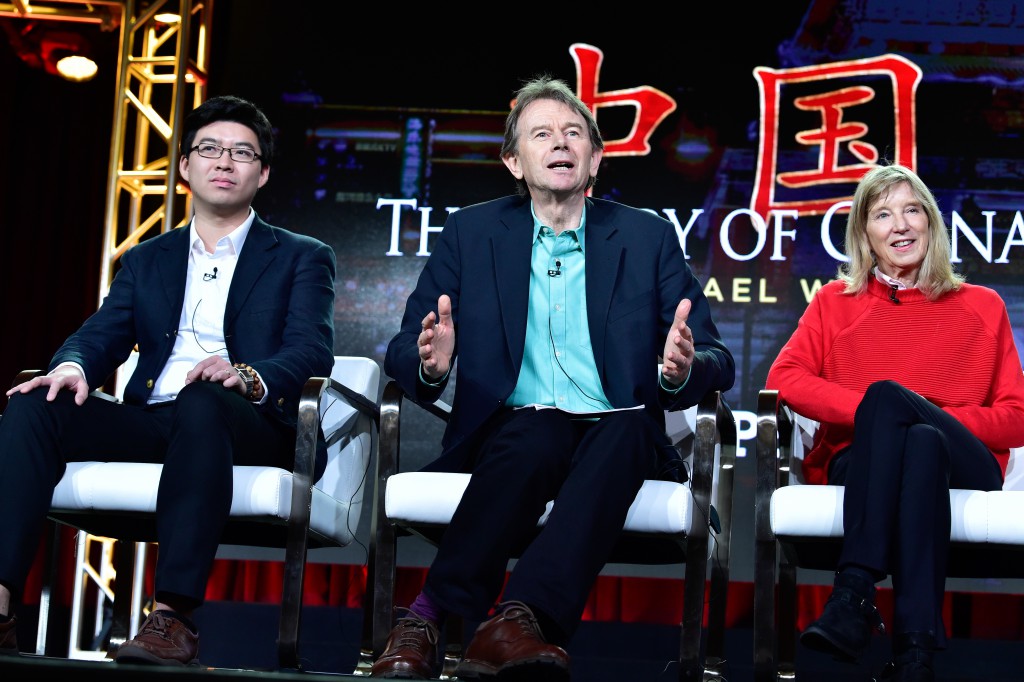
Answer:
[
  {"left": 370, "top": 609, "right": 439, "bottom": 679},
  {"left": 0, "top": 615, "right": 18, "bottom": 656},
  {"left": 455, "top": 601, "right": 569, "bottom": 680},
  {"left": 113, "top": 610, "right": 199, "bottom": 666}
]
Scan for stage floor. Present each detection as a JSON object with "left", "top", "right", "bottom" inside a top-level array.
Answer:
[{"left": 3, "top": 605, "right": 1021, "bottom": 681}]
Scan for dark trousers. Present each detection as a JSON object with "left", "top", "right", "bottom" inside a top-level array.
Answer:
[
  {"left": 0, "top": 381, "right": 293, "bottom": 608},
  {"left": 830, "top": 380, "right": 1002, "bottom": 645},
  {"left": 423, "top": 407, "right": 661, "bottom": 643}
]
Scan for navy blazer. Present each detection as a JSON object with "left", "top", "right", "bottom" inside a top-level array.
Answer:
[
  {"left": 50, "top": 216, "right": 337, "bottom": 473},
  {"left": 385, "top": 195, "right": 735, "bottom": 472}
]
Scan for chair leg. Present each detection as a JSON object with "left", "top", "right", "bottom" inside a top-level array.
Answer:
[
  {"left": 752, "top": 530, "right": 779, "bottom": 682},
  {"left": 678, "top": 535, "right": 709, "bottom": 681},
  {"left": 35, "top": 521, "right": 63, "bottom": 656},
  {"left": 777, "top": 560, "right": 798, "bottom": 679},
  {"left": 108, "top": 540, "right": 137, "bottom": 653},
  {"left": 277, "top": 513, "right": 312, "bottom": 670},
  {"left": 355, "top": 562, "right": 377, "bottom": 675},
  {"left": 442, "top": 615, "right": 464, "bottom": 678},
  {"left": 371, "top": 522, "right": 399, "bottom": 658}
]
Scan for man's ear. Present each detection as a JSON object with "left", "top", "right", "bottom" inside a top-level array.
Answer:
[
  {"left": 179, "top": 151, "right": 190, "bottom": 181},
  {"left": 501, "top": 153, "right": 522, "bottom": 179}
]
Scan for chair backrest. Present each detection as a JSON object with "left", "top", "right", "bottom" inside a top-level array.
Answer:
[
  {"left": 1004, "top": 446, "right": 1024, "bottom": 491},
  {"left": 316, "top": 357, "right": 380, "bottom": 530}
]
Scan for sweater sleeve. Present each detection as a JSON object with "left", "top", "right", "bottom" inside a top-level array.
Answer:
[
  {"left": 943, "top": 295, "right": 1024, "bottom": 450},
  {"left": 765, "top": 285, "right": 864, "bottom": 428}
]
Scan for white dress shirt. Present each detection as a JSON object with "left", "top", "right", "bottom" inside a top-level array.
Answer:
[{"left": 149, "top": 212, "right": 255, "bottom": 403}]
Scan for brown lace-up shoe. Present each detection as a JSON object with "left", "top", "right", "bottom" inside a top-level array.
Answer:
[
  {"left": 370, "top": 609, "right": 440, "bottom": 679},
  {"left": 114, "top": 610, "right": 199, "bottom": 666},
  {"left": 454, "top": 601, "right": 569, "bottom": 681},
  {"left": 0, "top": 615, "right": 18, "bottom": 656}
]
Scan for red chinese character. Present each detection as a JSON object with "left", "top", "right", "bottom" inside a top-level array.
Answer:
[
  {"left": 570, "top": 43, "right": 677, "bottom": 157},
  {"left": 752, "top": 54, "right": 922, "bottom": 220}
]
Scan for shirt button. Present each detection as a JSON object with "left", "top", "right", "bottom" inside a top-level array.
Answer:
[{"left": 554, "top": 304, "right": 561, "bottom": 312}]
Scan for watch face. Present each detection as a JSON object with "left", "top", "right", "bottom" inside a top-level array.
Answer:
[{"left": 235, "top": 366, "right": 254, "bottom": 396}]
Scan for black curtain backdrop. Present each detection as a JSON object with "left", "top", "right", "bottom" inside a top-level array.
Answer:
[{"left": 0, "top": 28, "right": 114, "bottom": 390}]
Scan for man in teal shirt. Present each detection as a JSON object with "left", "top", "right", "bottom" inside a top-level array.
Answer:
[{"left": 372, "top": 76, "right": 734, "bottom": 680}]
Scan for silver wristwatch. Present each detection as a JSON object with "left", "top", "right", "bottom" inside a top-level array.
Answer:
[{"left": 234, "top": 365, "right": 255, "bottom": 399}]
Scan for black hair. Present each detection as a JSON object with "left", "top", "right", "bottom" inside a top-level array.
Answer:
[{"left": 180, "top": 95, "right": 274, "bottom": 166}]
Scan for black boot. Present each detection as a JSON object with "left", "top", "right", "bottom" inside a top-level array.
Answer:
[
  {"left": 879, "top": 632, "right": 935, "bottom": 682},
  {"left": 800, "top": 571, "right": 886, "bottom": 662}
]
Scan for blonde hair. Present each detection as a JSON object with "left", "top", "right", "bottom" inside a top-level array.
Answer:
[{"left": 838, "top": 164, "right": 963, "bottom": 299}]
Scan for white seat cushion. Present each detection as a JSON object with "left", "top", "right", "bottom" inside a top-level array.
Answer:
[
  {"left": 52, "top": 461, "right": 358, "bottom": 546},
  {"left": 771, "top": 485, "right": 1024, "bottom": 545},
  {"left": 385, "top": 472, "right": 696, "bottom": 536}
]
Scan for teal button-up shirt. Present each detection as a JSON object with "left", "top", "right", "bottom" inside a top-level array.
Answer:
[{"left": 507, "top": 204, "right": 613, "bottom": 412}]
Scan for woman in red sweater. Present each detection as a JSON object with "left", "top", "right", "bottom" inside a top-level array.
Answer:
[{"left": 766, "top": 164, "right": 1024, "bottom": 682}]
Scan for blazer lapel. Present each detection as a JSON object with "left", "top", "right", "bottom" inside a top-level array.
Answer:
[
  {"left": 584, "top": 200, "right": 624, "bottom": 371},
  {"left": 493, "top": 204, "right": 533, "bottom": 370},
  {"left": 156, "top": 227, "right": 191, "bottom": 322},
  {"left": 225, "top": 217, "right": 278, "bottom": 328}
]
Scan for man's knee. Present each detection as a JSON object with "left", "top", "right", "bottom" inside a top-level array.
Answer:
[
  {"left": 3, "top": 387, "right": 77, "bottom": 422},
  {"left": 172, "top": 381, "right": 237, "bottom": 426}
]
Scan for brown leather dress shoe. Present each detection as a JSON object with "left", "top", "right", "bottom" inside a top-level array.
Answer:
[
  {"left": 0, "top": 615, "right": 18, "bottom": 656},
  {"left": 113, "top": 610, "right": 199, "bottom": 666},
  {"left": 370, "top": 610, "right": 440, "bottom": 679},
  {"left": 455, "top": 601, "right": 569, "bottom": 681}
]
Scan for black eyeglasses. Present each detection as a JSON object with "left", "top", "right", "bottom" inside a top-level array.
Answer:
[{"left": 189, "top": 143, "right": 262, "bottom": 164}]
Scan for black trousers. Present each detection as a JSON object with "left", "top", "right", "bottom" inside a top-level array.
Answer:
[
  {"left": 422, "top": 407, "right": 662, "bottom": 643},
  {"left": 0, "top": 381, "right": 293, "bottom": 608},
  {"left": 830, "top": 380, "right": 1002, "bottom": 645}
]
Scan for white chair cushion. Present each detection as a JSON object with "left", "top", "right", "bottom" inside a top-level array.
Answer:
[
  {"left": 51, "top": 461, "right": 359, "bottom": 546},
  {"left": 771, "top": 484, "right": 1024, "bottom": 545},
  {"left": 385, "top": 472, "right": 696, "bottom": 535},
  {"left": 770, "top": 484, "right": 844, "bottom": 538}
]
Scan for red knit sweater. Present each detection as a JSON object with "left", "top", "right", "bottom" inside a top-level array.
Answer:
[{"left": 766, "top": 277, "right": 1024, "bottom": 485}]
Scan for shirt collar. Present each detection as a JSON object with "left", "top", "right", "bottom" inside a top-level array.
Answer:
[
  {"left": 529, "top": 202, "right": 587, "bottom": 254},
  {"left": 188, "top": 208, "right": 256, "bottom": 256},
  {"left": 873, "top": 267, "right": 915, "bottom": 290}
]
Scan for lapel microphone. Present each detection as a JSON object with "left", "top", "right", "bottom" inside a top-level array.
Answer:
[
  {"left": 889, "top": 283, "right": 900, "bottom": 304},
  {"left": 203, "top": 267, "right": 218, "bottom": 282},
  {"left": 547, "top": 260, "right": 562, "bottom": 278}
]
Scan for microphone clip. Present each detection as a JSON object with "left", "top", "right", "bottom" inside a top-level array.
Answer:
[
  {"left": 888, "top": 284, "right": 900, "bottom": 304},
  {"left": 547, "top": 260, "right": 562, "bottom": 278},
  {"left": 203, "top": 267, "right": 218, "bottom": 282}
]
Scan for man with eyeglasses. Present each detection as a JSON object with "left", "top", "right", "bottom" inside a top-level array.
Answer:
[{"left": 0, "top": 95, "right": 336, "bottom": 666}]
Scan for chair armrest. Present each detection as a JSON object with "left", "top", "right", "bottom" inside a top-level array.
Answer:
[
  {"left": 295, "top": 375, "right": 381, "bottom": 481},
  {"left": 326, "top": 378, "right": 381, "bottom": 426},
  {"left": 755, "top": 390, "right": 782, "bottom": 530},
  {"left": 12, "top": 369, "right": 44, "bottom": 387},
  {"left": 377, "top": 380, "right": 450, "bottom": 481}
]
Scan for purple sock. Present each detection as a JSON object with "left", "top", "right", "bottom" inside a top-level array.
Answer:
[{"left": 409, "top": 591, "right": 446, "bottom": 626}]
